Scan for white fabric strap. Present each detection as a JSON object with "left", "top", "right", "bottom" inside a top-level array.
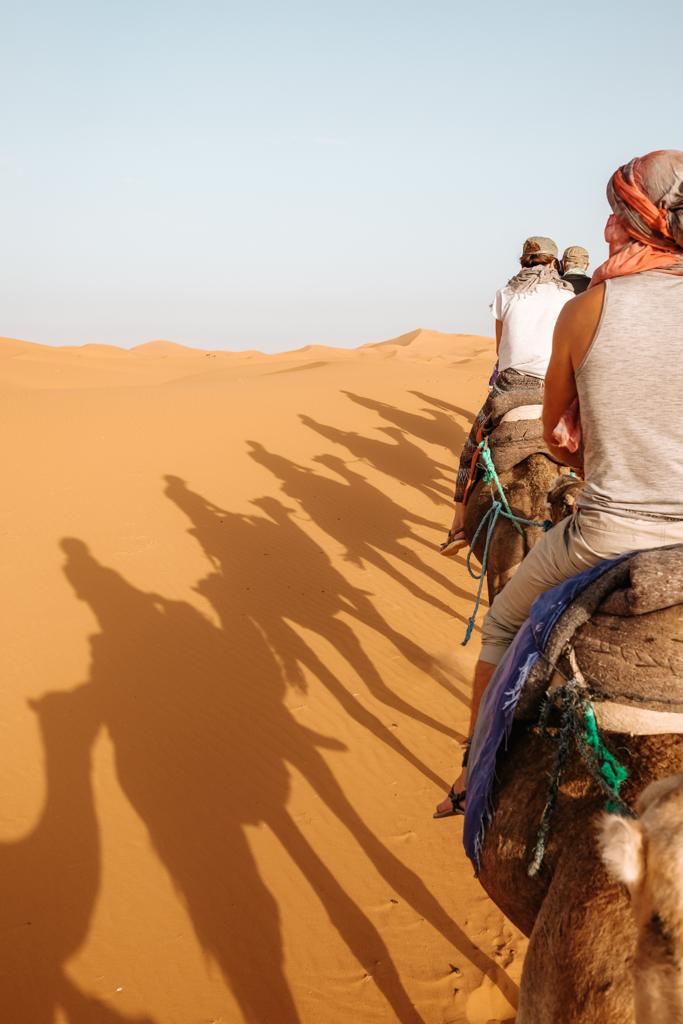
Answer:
[
  {"left": 594, "top": 701, "right": 683, "bottom": 736},
  {"left": 499, "top": 404, "right": 544, "bottom": 424},
  {"left": 547, "top": 667, "right": 683, "bottom": 735}
]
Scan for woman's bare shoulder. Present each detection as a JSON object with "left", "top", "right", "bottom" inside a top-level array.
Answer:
[{"left": 555, "top": 283, "right": 606, "bottom": 365}]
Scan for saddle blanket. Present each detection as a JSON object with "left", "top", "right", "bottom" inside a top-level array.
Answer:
[{"left": 463, "top": 554, "right": 628, "bottom": 871}]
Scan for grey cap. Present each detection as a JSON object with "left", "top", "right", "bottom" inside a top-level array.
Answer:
[
  {"left": 522, "top": 236, "right": 558, "bottom": 259},
  {"left": 563, "top": 245, "right": 590, "bottom": 271}
]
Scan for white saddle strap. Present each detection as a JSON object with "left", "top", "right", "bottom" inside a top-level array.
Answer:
[
  {"left": 593, "top": 701, "right": 683, "bottom": 736},
  {"left": 547, "top": 670, "right": 683, "bottom": 735},
  {"left": 499, "top": 404, "right": 544, "bottom": 424}
]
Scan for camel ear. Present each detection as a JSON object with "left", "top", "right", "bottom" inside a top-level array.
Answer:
[{"left": 598, "top": 813, "right": 644, "bottom": 890}]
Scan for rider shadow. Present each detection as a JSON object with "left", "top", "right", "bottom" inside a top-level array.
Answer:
[
  {"left": 59, "top": 503, "right": 518, "bottom": 1019},
  {"left": 61, "top": 536, "right": 450, "bottom": 1024},
  {"left": 341, "top": 391, "right": 465, "bottom": 450},
  {"left": 161, "top": 480, "right": 518, "bottom": 1012},
  {"left": 299, "top": 414, "right": 453, "bottom": 504},
  {"left": 0, "top": 682, "right": 157, "bottom": 1024},
  {"left": 164, "top": 476, "right": 465, "bottom": 776},
  {"left": 408, "top": 390, "right": 478, "bottom": 423},
  {"left": 246, "top": 442, "right": 471, "bottom": 619}
]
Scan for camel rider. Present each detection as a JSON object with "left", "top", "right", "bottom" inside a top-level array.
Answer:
[
  {"left": 436, "top": 149, "right": 683, "bottom": 817},
  {"left": 562, "top": 245, "right": 591, "bottom": 294},
  {"left": 440, "top": 237, "right": 574, "bottom": 555}
]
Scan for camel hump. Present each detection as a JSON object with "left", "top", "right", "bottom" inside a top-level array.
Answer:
[
  {"left": 485, "top": 384, "right": 562, "bottom": 475},
  {"left": 487, "top": 417, "right": 560, "bottom": 475},
  {"left": 599, "top": 545, "right": 683, "bottom": 616},
  {"left": 518, "top": 544, "right": 683, "bottom": 724}
]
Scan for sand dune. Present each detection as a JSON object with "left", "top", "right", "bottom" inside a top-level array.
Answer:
[
  {"left": 0, "top": 327, "right": 523, "bottom": 1023},
  {"left": 362, "top": 329, "right": 490, "bottom": 363}
]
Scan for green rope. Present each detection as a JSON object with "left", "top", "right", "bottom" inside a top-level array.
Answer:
[
  {"left": 478, "top": 441, "right": 524, "bottom": 536},
  {"left": 528, "top": 678, "right": 633, "bottom": 877},
  {"left": 582, "top": 703, "right": 630, "bottom": 813}
]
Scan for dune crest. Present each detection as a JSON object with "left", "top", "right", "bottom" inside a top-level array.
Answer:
[
  {"left": 0, "top": 328, "right": 493, "bottom": 392},
  {"left": 362, "top": 328, "right": 490, "bottom": 361},
  {"left": 130, "top": 339, "right": 208, "bottom": 357}
]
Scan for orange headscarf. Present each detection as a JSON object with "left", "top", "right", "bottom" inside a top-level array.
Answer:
[{"left": 590, "top": 150, "right": 683, "bottom": 287}]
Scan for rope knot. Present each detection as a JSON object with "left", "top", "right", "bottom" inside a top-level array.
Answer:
[{"left": 528, "top": 669, "right": 633, "bottom": 877}]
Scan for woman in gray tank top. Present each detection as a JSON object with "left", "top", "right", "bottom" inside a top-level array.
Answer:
[{"left": 435, "top": 149, "right": 683, "bottom": 818}]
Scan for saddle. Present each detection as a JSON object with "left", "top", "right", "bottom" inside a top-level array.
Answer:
[
  {"left": 486, "top": 387, "right": 562, "bottom": 475},
  {"left": 516, "top": 544, "right": 683, "bottom": 732}
]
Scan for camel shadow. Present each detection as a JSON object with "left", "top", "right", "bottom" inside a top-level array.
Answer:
[
  {"left": 408, "top": 390, "right": 478, "bottom": 422},
  {"left": 0, "top": 683, "right": 158, "bottom": 1024},
  {"left": 58, "top": 494, "right": 518, "bottom": 1019},
  {"left": 246, "top": 442, "right": 471, "bottom": 621},
  {"left": 164, "top": 476, "right": 464, "bottom": 775},
  {"left": 299, "top": 414, "right": 453, "bottom": 504},
  {"left": 59, "top": 537, "right": 429, "bottom": 1022},
  {"left": 341, "top": 391, "right": 465, "bottom": 450}
]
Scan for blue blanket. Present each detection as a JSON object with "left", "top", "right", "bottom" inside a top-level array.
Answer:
[{"left": 463, "top": 554, "right": 629, "bottom": 872}]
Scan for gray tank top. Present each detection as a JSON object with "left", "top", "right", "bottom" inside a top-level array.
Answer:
[{"left": 576, "top": 271, "right": 683, "bottom": 519}]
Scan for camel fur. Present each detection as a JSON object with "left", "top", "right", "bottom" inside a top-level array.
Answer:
[
  {"left": 463, "top": 454, "right": 559, "bottom": 602},
  {"left": 600, "top": 775, "right": 683, "bottom": 1023}
]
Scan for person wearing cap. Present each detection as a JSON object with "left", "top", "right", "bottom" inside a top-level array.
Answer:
[
  {"left": 440, "top": 236, "right": 574, "bottom": 556},
  {"left": 562, "top": 245, "right": 591, "bottom": 294}
]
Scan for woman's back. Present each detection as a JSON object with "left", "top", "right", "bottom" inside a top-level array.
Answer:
[
  {"left": 496, "top": 282, "right": 573, "bottom": 378},
  {"left": 577, "top": 271, "right": 683, "bottom": 517}
]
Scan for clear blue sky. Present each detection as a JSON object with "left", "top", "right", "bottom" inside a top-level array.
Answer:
[{"left": 2, "top": 0, "right": 680, "bottom": 351}]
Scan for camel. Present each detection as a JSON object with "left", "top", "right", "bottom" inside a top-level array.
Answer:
[
  {"left": 600, "top": 774, "right": 683, "bottom": 1023},
  {"left": 463, "top": 454, "right": 573, "bottom": 602},
  {"left": 459, "top": 447, "right": 683, "bottom": 1022}
]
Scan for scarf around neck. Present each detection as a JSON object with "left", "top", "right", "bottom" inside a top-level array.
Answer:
[
  {"left": 504, "top": 263, "right": 574, "bottom": 296},
  {"left": 591, "top": 150, "right": 683, "bottom": 287}
]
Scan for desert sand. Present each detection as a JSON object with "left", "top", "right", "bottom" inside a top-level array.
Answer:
[{"left": 0, "top": 328, "right": 525, "bottom": 1024}]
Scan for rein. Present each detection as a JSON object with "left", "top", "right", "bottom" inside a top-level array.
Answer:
[{"left": 461, "top": 440, "right": 548, "bottom": 646}]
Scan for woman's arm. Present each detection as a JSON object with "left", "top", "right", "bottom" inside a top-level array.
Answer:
[
  {"left": 495, "top": 319, "right": 503, "bottom": 356},
  {"left": 542, "top": 286, "right": 605, "bottom": 469}
]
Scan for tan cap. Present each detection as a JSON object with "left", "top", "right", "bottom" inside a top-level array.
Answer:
[
  {"left": 562, "top": 245, "right": 590, "bottom": 270},
  {"left": 522, "top": 236, "right": 558, "bottom": 259}
]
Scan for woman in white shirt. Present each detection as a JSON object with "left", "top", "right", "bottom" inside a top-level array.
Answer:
[{"left": 440, "top": 236, "right": 574, "bottom": 556}]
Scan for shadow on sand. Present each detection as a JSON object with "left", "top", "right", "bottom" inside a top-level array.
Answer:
[
  {"left": 408, "top": 390, "right": 479, "bottom": 423},
  {"left": 247, "top": 442, "right": 471, "bottom": 622},
  {"left": 47, "top": 471, "right": 517, "bottom": 1022},
  {"left": 165, "top": 476, "right": 462, "bottom": 780},
  {"left": 0, "top": 683, "right": 158, "bottom": 1023},
  {"left": 299, "top": 414, "right": 453, "bottom": 505},
  {"left": 341, "top": 391, "right": 467, "bottom": 450}
]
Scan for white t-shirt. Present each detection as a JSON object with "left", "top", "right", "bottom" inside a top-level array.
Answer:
[{"left": 492, "top": 282, "right": 573, "bottom": 378}]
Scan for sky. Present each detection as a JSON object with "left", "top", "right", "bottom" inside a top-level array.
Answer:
[{"left": 2, "top": 0, "right": 680, "bottom": 351}]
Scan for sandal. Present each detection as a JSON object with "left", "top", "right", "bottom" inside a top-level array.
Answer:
[
  {"left": 433, "top": 786, "right": 466, "bottom": 819},
  {"left": 439, "top": 529, "right": 467, "bottom": 557}
]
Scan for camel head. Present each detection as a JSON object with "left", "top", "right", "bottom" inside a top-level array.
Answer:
[
  {"left": 599, "top": 775, "right": 683, "bottom": 1022},
  {"left": 545, "top": 473, "right": 585, "bottom": 525}
]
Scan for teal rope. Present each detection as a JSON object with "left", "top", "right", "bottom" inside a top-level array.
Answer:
[
  {"left": 462, "top": 500, "right": 504, "bottom": 645},
  {"left": 582, "top": 702, "right": 629, "bottom": 813},
  {"left": 528, "top": 678, "right": 633, "bottom": 876},
  {"left": 477, "top": 441, "right": 524, "bottom": 537},
  {"left": 461, "top": 441, "right": 547, "bottom": 646}
]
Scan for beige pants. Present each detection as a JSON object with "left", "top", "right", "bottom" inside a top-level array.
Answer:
[{"left": 480, "top": 508, "right": 683, "bottom": 665}]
